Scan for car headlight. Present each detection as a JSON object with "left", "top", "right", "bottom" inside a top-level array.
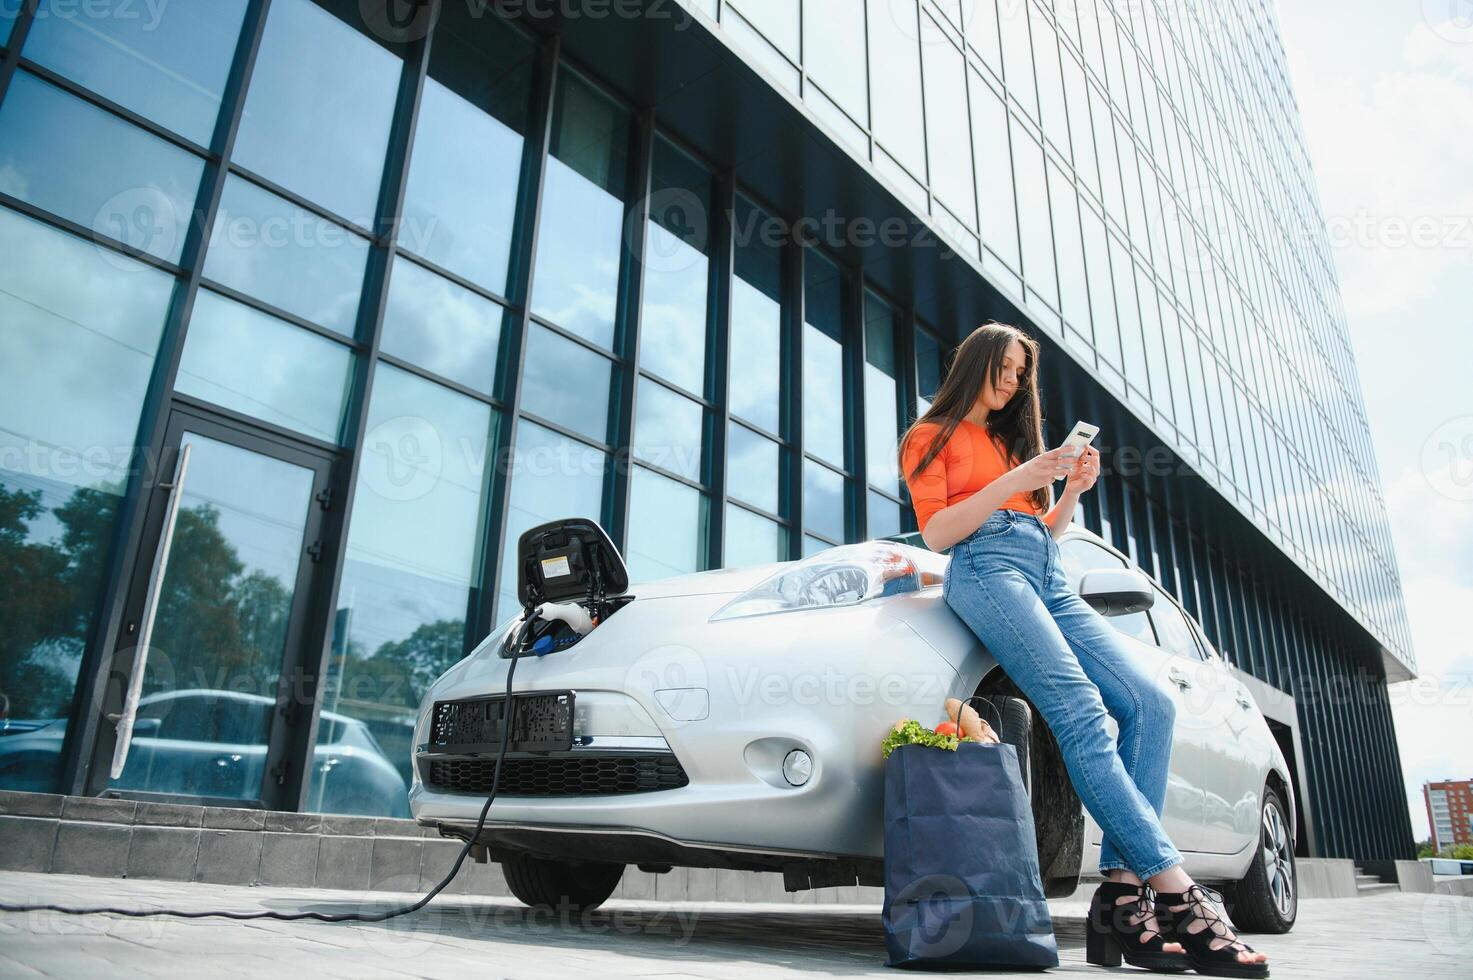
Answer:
[{"left": 709, "top": 541, "right": 941, "bottom": 622}]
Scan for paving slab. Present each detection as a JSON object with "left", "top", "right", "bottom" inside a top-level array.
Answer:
[{"left": 0, "top": 870, "right": 1468, "bottom": 978}]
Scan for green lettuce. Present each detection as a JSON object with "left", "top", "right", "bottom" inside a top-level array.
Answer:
[{"left": 882, "top": 719, "right": 960, "bottom": 758}]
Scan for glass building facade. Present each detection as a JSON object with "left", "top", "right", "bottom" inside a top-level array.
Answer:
[{"left": 0, "top": 0, "right": 1416, "bottom": 866}]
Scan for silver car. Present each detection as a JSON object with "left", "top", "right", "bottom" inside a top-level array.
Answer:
[{"left": 409, "top": 518, "right": 1298, "bottom": 934}]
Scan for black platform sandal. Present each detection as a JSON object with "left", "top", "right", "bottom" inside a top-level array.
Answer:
[
  {"left": 1085, "top": 879, "right": 1193, "bottom": 972},
  {"left": 1152, "top": 883, "right": 1269, "bottom": 978}
]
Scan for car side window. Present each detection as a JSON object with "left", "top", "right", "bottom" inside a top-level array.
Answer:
[
  {"left": 1059, "top": 539, "right": 1156, "bottom": 646},
  {"left": 148, "top": 694, "right": 214, "bottom": 742},
  {"left": 216, "top": 697, "right": 270, "bottom": 746},
  {"left": 1148, "top": 583, "right": 1200, "bottom": 660}
]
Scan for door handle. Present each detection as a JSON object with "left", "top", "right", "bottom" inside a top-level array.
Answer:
[
  {"left": 109, "top": 442, "right": 192, "bottom": 779},
  {"left": 1167, "top": 669, "right": 1192, "bottom": 689},
  {"left": 1235, "top": 695, "right": 1253, "bottom": 710}
]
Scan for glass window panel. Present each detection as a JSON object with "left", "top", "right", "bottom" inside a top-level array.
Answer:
[
  {"left": 970, "top": 75, "right": 1020, "bottom": 271},
  {"left": 520, "top": 323, "right": 613, "bottom": 443},
  {"left": 804, "top": 78, "right": 869, "bottom": 156},
  {"left": 22, "top": 0, "right": 248, "bottom": 144},
  {"left": 1138, "top": 270, "right": 1170, "bottom": 417},
  {"left": 1110, "top": 236, "right": 1148, "bottom": 392},
  {"left": 1080, "top": 203, "right": 1120, "bottom": 368},
  {"left": 1, "top": 7, "right": 15, "bottom": 47},
  {"left": 640, "top": 137, "right": 711, "bottom": 395},
  {"left": 1116, "top": 121, "right": 1147, "bottom": 245},
  {"left": 915, "top": 325, "right": 942, "bottom": 416},
  {"left": 400, "top": 2, "right": 534, "bottom": 295},
  {"left": 1095, "top": 3, "right": 1125, "bottom": 89},
  {"left": 0, "top": 70, "right": 202, "bottom": 263},
  {"left": 1147, "top": 580, "right": 1199, "bottom": 658},
  {"left": 996, "top": 0, "right": 1037, "bottom": 119},
  {"left": 804, "top": 533, "right": 832, "bottom": 556},
  {"left": 309, "top": 363, "right": 494, "bottom": 816},
  {"left": 633, "top": 378, "right": 703, "bottom": 482},
  {"left": 965, "top": 0, "right": 1002, "bottom": 77},
  {"left": 1075, "top": 0, "right": 1105, "bottom": 76},
  {"left": 866, "top": 0, "right": 927, "bottom": 177},
  {"left": 232, "top": 0, "right": 399, "bottom": 225},
  {"left": 803, "top": 0, "right": 867, "bottom": 124},
  {"left": 493, "top": 420, "right": 607, "bottom": 626},
  {"left": 867, "top": 489, "right": 901, "bottom": 539},
  {"left": 0, "top": 208, "right": 175, "bottom": 792},
  {"left": 804, "top": 459, "right": 845, "bottom": 541},
  {"left": 1011, "top": 125, "right": 1058, "bottom": 307},
  {"left": 0, "top": 206, "right": 175, "bottom": 488},
  {"left": 1159, "top": 299, "right": 1193, "bottom": 442},
  {"left": 380, "top": 255, "right": 506, "bottom": 396},
  {"left": 803, "top": 250, "right": 846, "bottom": 467},
  {"left": 729, "top": 0, "right": 799, "bottom": 58},
  {"left": 176, "top": 289, "right": 354, "bottom": 443},
  {"left": 1204, "top": 346, "right": 1231, "bottom": 479},
  {"left": 724, "top": 504, "right": 784, "bottom": 568},
  {"left": 531, "top": 70, "right": 631, "bottom": 350},
  {"left": 203, "top": 174, "right": 369, "bottom": 336},
  {"left": 920, "top": 14, "right": 975, "bottom": 225},
  {"left": 627, "top": 466, "right": 707, "bottom": 582},
  {"left": 1060, "top": 47, "right": 1098, "bottom": 195},
  {"left": 730, "top": 195, "right": 783, "bottom": 433},
  {"left": 1031, "top": 6, "right": 1069, "bottom": 153},
  {"left": 864, "top": 291, "right": 901, "bottom": 490},
  {"left": 1047, "top": 164, "right": 1089, "bottom": 333},
  {"left": 1091, "top": 85, "right": 1126, "bottom": 227},
  {"left": 726, "top": 421, "right": 780, "bottom": 514},
  {"left": 722, "top": 5, "right": 799, "bottom": 93}
]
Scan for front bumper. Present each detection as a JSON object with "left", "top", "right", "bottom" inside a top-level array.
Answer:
[{"left": 409, "top": 590, "right": 962, "bottom": 862}]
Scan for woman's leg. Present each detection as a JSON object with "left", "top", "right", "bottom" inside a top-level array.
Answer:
[
  {"left": 1042, "top": 569, "right": 1179, "bottom": 878},
  {"left": 944, "top": 550, "right": 1184, "bottom": 882}
]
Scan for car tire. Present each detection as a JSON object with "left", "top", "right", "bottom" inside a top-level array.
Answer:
[
  {"left": 1221, "top": 784, "right": 1297, "bottom": 933},
  {"left": 502, "top": 853, "right": 626, "bottom": 912},
  {"left": 977, "top": 695, "right": 1033, "bottom": 799}
]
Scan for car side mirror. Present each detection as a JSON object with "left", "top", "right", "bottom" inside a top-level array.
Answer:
[{"left": 1079, "top": 567, "right": 1155, "bottom": 617}]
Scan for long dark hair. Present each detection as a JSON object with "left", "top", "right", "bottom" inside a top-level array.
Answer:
[{"left": 898, "top": 321, "right": 1051, "bottom": 514}]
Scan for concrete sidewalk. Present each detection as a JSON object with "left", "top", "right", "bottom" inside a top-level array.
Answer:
[{"left": 1, "top": 870, "right": 1469, "bottom": 978}]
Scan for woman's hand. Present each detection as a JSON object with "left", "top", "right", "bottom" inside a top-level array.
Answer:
[
  {"left": 1063, "top": 444, "right": 1100, "bottom": 495},
  {"left": 1008, "top": 446, "right": 1080, "bottom": 492}
]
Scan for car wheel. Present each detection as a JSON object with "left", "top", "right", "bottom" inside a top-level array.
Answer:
[
  {"left": 502, "top": 853, "right": 626, "bottom": 912},
  {"left": 977, "top": 695, "right": 1033, "bottom": 798},
  {"left": 1223, "top": 784, "right": 1297, "bottom": 933}
]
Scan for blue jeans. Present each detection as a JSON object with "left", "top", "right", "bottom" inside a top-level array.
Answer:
[{"left": 942, "top": 507, "right": 1185, "bottom": 880}]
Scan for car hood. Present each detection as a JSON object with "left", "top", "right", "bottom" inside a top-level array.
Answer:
[{"left": 620, "top": 559, "right": 790, "bottom": 599}]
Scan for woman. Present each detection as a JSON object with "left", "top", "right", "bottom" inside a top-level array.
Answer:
[{"left": 898, "top": 322, "right": 1269, "bottom": 978}]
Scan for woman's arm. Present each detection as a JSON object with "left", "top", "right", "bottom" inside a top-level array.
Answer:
[
  {"left": 1041, "top": 485, "right": 1082, "bottom": 540},
  {"left": 920, "top": 469, "right": 1026, "bottom": 553},
  {"left": 1041, "top": 444, "right": 1100, "bottom": 539}
]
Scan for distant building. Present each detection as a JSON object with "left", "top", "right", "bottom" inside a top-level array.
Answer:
[{"left": 1425, "top": 779, "right": 1473, "bottom": 852}]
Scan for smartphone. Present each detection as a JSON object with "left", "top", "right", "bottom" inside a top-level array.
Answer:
[{"left": 1058, "top": 420, "right": 1099, "bottom": 464}]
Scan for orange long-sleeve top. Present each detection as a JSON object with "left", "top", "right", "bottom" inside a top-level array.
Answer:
[{"left": 900, "top": 418, "right": 1046, "bottom": 535}]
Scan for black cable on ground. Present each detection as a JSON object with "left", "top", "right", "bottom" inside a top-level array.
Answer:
[{"left": 0, "top": 619, "right": 536, "bottom": 923}]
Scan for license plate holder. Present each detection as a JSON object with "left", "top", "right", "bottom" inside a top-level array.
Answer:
[{"left": 427, "top": 691, "right": 574, "bottom": 754}]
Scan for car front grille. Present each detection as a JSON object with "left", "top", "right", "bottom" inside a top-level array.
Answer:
[{"left": 424, "top": 752, "right": 689, "bottom": 797}]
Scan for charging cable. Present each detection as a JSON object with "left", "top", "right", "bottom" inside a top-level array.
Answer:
[{"left": 0, "top": 615, "right": 538, "bottom": 922}]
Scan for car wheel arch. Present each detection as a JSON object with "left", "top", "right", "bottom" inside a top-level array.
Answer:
[{"left": 975, "top": 667, "right": 1085, "bottom": 899}]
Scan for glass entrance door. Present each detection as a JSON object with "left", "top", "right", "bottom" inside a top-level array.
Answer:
[{"left": 99, "top": 408, "right": 333, "bottom": 807}]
